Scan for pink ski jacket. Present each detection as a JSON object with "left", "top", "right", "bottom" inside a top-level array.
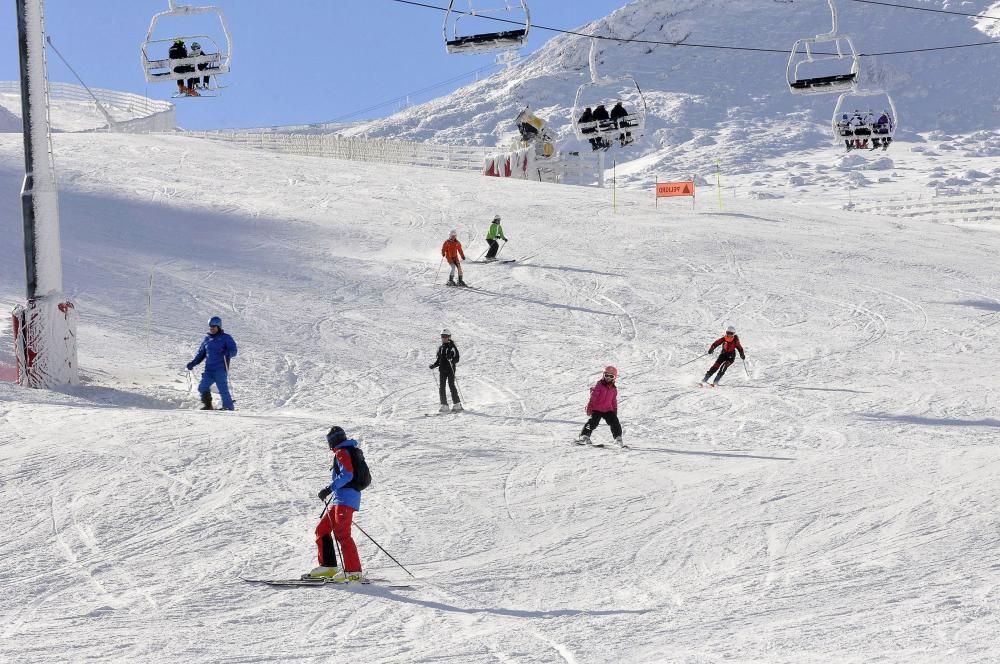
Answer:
[{"left": 586, "top": 380, "right": 618, "bottom": 415}]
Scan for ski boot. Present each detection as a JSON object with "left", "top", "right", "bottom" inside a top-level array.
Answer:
[
  {"left": 329, "top": 570, "right": 365, "bottom": 584},
  {"left": 458, "top": 278, "right": 468, "bottom": 287},
  {"left": 574, "top": 434, "right": 591, "bottom": 445},
  {"left": 446, "top": 278, "right": 457, "bottom": 287},
  {"left": 200, "top": 392, "right": 214, "bottom": 410},
  {"left": 614, "top": 436, "right": 625, "bottom": 448},
  {"left": 303, "top": 566, "right": 341, "bottom": 579},
  {"left": 451, "top": 402, "right": 464, "bottom": 412},
  {"left": 439, "top": 404, "right": 450, "bottom": 413}
]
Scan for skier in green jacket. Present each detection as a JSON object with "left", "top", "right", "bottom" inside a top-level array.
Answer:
[{"left": 485, "top": 215, "right": 507, "bottom": 261}]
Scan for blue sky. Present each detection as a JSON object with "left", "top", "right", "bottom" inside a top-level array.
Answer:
[{"left": 0, "top": 1, "right": 623, "bottom": 130}]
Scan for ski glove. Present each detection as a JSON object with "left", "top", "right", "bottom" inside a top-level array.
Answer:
[
  {"left": 429, "top": 363, "right": 436, "bottom": 369},
  {"left": 318, "top": 487, "right": 332, "bottom": 501},
  {"left": 185, "top": 362, "right": 194, "bottom": 371}
]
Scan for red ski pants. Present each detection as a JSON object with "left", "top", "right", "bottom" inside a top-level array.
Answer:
[{"left": 315, "top": 504, "right": 361, "bottom": 573}]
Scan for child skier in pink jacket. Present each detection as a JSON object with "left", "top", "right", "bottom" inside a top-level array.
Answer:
[{"left": 575, "top": 366, "right": 624, "bottom": 448}]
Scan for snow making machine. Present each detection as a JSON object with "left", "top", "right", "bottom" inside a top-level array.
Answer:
[
  {"left": 141, "top": 0, "right": 232, "bottom": 97},
  {"left": 444, "top": 0, "right": 530, "bottom": 55},
  {"left": 513, "top": 106, "right": 555, "bottom": 157}
]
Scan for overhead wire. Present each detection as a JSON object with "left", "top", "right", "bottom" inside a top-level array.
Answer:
[
  {"left": 330, "top": 63, "right": 501, "bottom": 122},
  {"left": 845, "top": 0, "right": 1000, "bottom": 22},
  {"left": 388, "top": 0, "right": 1000, "bottom": 56}
]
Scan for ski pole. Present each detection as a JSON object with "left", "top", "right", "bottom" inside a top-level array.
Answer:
[
  {"left": 496, "top": 240, "right": 508, "bottom": 259},
  {"left": 353, "top": 522, "right": 416, "bottom": 578},
  {"left": 318, "top": 496, "right": 332, "bottom": 519},
  {"left": 678, "top": 351, "right": 710, "bottom": 368},
  {"left": 475, "top": 247, "right": 488, "bottom": 260},
  {"left": 434, "top": 256, "right": 444, "bottom": 284},
  {"left": 742, "top": 357, "right": 750, "bottom": 378},
  {"left": 431, "top": 367, "right": 442, "bottom": 402}
]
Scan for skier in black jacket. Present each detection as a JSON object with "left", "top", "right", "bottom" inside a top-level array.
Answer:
[
  {"left": 429, "top": 329, "right": 462, "bottom": 412},
  {"left": 168, "top": 39, "right": 197, "bottom": 96}
]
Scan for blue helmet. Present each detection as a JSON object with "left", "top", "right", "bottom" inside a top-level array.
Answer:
[{"left": 209, "top": 316, "right": 222, "bottom": 327}]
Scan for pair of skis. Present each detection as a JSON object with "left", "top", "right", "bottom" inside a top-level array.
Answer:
[
  {"left": 573, "top": 436, "right": 628, "bottom": 450},
  {"left": 243, "top": 575, "right": 414, "bottom": 590}
]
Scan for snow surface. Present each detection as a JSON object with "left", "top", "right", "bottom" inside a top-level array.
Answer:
[
  {"left": 2, "top": 127, "right": 1000, "bottom": 662},
  {"left": 0, "top": 93, "right": 141, "bottom": 134}
]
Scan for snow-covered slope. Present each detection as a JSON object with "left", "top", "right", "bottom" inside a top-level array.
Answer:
[
  {"left": 1, "top": 131, "right": 999, "bottom": 662},
  {"left": 0, "top": 104, "right": 19, "bottom": 133},
  {"left": 350, "top": 0, "right": 1000, "bottom": 184}
]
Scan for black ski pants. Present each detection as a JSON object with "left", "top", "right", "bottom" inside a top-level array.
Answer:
[
  {"left": 486, "top": 239, "right": 500, "bottom": 259},
  {"left": 582, "top": 411, "right": 622, "bottom": 438},
  {"left": 439, "top": 370, "right": 460, "bottom": 405},
  {"left": 705, "top": 351, "right": 738, "bottom": 383}
]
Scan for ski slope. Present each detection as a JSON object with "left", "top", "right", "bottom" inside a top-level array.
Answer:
[{"left": 1, "top": 131, "right": 999, "bottom": 663}]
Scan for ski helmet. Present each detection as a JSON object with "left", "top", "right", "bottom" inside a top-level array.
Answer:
[
  {"left": 326, "top": 426, "right": 347, "bottom": 448},
  {"left": 603, "top": 365, "right": 618, "bottom": 378},
  {"left": 449, "top": 229, "right": 457, "bottom": 238},
  {"left": 493, "top": 215, "right": 501, "bottom": 222},
  {"left": 191, "top": 42, "right": 201, "bottom": 51},
  {"left": 441, "top": 328, "right": 451, "bottom": 337},
  {"left": 725, "top": 325, "right": 736, "bottom": 335},
  {"left": 209, "top": 316, "right": 222, "bottom": 327}
]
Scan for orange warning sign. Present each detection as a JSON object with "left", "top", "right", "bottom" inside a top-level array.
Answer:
[{"left": 656, "top": 181, "right": 695, "bottom": 198}]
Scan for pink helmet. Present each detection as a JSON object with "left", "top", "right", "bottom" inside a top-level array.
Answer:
[{"left": 603, "top": 366, "right": 618, "bottom": 378}]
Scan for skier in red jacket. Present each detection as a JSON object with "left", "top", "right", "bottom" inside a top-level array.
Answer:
[
  {"left": 701, "top": 325, "right": 745, "bottom": 386},
  {"left": 575, "top": 366, "right": 624, "bottom": 447}
]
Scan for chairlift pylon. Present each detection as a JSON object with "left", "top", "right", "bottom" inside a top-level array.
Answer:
[
  {"left": 833, "top": 90, "right": 898, "bottom": 152},
  {"left": 787, "top": 0, "right": 859, "bottom": 95},
  {"left": 444, "top": 0, "right": 530, "bottom": 55},
  {"left": 570, "top": 38, "right": 647, "bottom": 151},
  {"left": 141, "top": 0, "right": 232, "bottom": 97}
]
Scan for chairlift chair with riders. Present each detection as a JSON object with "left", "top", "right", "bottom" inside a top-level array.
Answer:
[
  {"left": 787, "top": 0, "right": 859, "bottom": 95},
  {"left": 570, "top": 38, "right": 647, "bottom": 151},
  {"left": 444, "top": 0, "right": 530, "bottom": 55},
  {"left": 141, "top": 0, "right": 232, "bottom": 97},
  {"left": 833, "top": 89, "right": 898, "bottom": 151}
]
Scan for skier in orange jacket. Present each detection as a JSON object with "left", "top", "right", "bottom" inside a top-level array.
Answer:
[{"left": 442, "top": 229, "right": 468, "bottom": 287}]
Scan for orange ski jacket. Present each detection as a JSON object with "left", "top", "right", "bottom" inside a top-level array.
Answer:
[{"left": 442, "top": 238, "right": 466, "bottom": 262}]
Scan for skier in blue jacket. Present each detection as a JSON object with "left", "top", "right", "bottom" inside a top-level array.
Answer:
[
  {"left": 308, "top": 426, "right": 364, "bottom": 581},
  {"left": 186, "top": 316, "right": 238, "bottom": 410}
]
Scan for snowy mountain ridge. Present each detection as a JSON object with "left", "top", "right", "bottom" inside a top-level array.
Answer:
[{"left": 349, "top": 0, "right": 1000, "bottom": 186}]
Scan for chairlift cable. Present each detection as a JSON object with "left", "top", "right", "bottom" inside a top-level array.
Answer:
[
  {"left": 386, "top": 0, "right": 1000, "bottom": 56},
  {"left": 845, "top": 0, "right": 1000, "bottom": 23},
  {"left": 331, "top": 63, "right": 502, "bottom": 122}
]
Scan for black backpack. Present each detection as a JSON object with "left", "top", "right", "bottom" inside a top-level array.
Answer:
[{"left": 344, "top": 447, "right": 371, "bottom": 491}]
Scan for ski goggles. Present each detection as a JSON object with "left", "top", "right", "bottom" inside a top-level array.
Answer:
[{"left": 603, "top": 373, "right": 616, "bottom": 380}]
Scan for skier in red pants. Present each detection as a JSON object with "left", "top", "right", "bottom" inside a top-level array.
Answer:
[
  {"left": 308, "top": 426, "right": 364, "bottom": 581},
  {"left": 701, "top": 325, "right": 746, "bottom": 386}
]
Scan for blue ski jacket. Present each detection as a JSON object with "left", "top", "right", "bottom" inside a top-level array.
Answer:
[
  {"left": 327, "top": 438, "right": 361, "bottom": 511},
  {"left": 187, "top": 329, "right": 238, "bottom": 372}
]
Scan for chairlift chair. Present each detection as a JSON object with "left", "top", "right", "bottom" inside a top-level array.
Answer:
[
  {"left": 141, "top": 1, "right": 232, "bottom": 95},
  {"left": 570, "top": 39, "right": 647, "bottom": 151},
  {"left": 444, "top": 0, "right": 530, "bottom": 55},
  {"left": 787, "top": 0, "right": 859, "bottom": 95},
  {"left": 833, "top": 90, "right": 898, "bottom": 151}
]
